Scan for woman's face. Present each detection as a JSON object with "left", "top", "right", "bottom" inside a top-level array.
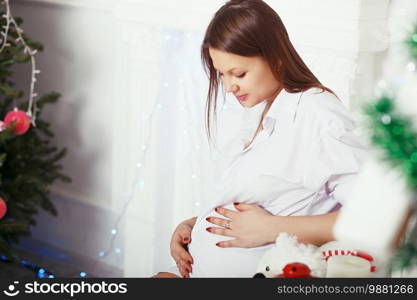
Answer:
[{"left": 209, "top": 48, "right": 281, "bottom": 107}]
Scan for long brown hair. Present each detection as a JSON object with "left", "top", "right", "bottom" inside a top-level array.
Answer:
[{"left": 201, "top": 0, "right": 336, "bottom": 149}]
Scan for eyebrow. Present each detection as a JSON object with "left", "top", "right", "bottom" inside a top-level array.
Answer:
[{"left": 214, "top": 67, "right": 242, "bottom": 73}]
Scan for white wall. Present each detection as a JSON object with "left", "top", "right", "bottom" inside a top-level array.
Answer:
[
  {"left": 268, "top": 0, "right": 390, "bottom": 111},
  {"left": 10, "top": 0, "right": 391, "bottom": 277}
]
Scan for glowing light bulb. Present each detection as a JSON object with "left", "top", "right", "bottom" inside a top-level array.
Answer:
[
  {"left": 381, "top": 114, "right": 391, "bottom": 125},
  {"left": 139, "top": 180, "right": 145, "bottom": 189},
  {"left": 406, "top": 62, "right": 416, "bottom": 72},
  {"left": 377, "top": 79, "right": 387, "bottom": 89}
]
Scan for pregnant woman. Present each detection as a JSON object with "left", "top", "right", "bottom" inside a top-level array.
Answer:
[{"left": 152, "top": 0, "right": 368, "bottom": 278}]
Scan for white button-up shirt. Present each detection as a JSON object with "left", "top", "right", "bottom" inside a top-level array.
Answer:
[{"left": 186, "top": 87, "right": 369, "bottom": 277}]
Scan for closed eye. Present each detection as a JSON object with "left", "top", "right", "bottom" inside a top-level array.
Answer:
[{"left": 218, "top": 72, "right": 246, "bottom": 78}]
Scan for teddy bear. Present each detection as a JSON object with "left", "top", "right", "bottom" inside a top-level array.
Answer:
[{"left": 254, "top": 233, "right": 376, "bottom": 278}]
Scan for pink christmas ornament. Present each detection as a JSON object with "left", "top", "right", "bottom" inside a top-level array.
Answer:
[
  {"left": 0, "top": 197, "right": 7, "bottom": 220},
  {"left": 4, "top": 110, "right": 31, "bottom": 135}
]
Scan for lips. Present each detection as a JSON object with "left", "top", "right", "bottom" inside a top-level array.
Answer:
[{"left": 236, "top": 94, "right": 248, "bottom": 101}]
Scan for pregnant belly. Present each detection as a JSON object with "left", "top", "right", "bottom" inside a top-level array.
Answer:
[{"left": 188, "top": 212, "right": 273, "bottom": 278}]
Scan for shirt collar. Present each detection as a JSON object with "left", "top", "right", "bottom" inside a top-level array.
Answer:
[
  {"left": 241, "top": 88, "right": 287, "bottom": 128},
  {"left": 239, "top": 90, "right": 287, "bottom": 154},
  {"left": 219, "top": 89, "right": 290, "bottom": 156},
  {"left": 263, "top": 88, "right": 288, "bottom": 122}
]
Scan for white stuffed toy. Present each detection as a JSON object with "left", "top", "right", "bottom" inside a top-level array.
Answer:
[
  {"left": 254, "top": 233, "right": 326, "bottom": 278},
  {"left": 254, "top": 233, "right": 376, "bottom": 278}
]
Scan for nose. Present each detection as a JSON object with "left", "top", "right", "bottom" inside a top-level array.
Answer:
[
  {"left": 223, "top": 78, "right": 238, "bottom": 93},
  {"left": 253, "top": 273, "right": 266, "bottom": 278}
]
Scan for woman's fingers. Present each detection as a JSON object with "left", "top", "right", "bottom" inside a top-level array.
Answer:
[
  {"left": 174, "top": 258, "right": 191, "bottom": 278},
  {"left": 233, "top": 202, "right": 255, "bottom": 211},
  {"left": 169, "top": 219, "right": 195, "bottom": 278},
  {"left": 177, "top": 260, "right": 190, "bottom": 278},
  {"left": 205, "top": 217, "right": 234, "bottom": 236},
  {"left": 215, "top": 206, "right": 237, "bottom": 218},
  {"left": 205, "top": 216, "right": 231, "bottom": 228},
  {"left": 206, "top": 227, "right": 233, "bottom": 237},
  {"left": 216, "top": 238, "right": 239, "bottom": 248},
  {"left": 179, "top": 248, "right": 194, "bottom": 265},
  {"left": 172, "top": 245, "right": 193, "bottom": 264},
  {"left": 171, "top": 242, "right": 194, "bottom": 276}
]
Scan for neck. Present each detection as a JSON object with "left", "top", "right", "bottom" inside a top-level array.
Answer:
[{"left": 267, "top": 85, "right": 283, "bottom": 104}]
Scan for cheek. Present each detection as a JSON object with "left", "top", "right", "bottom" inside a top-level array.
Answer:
[
  {"left": 253, "top": 75, "right": 278, "bottom": 96},
  {"left": 240, "top": 76, "right": 257, "bottom": 94},
  {"left": 249, "top": 77, "right": 270, "bottom": 97}
]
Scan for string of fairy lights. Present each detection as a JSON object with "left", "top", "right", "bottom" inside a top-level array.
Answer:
[
  {"left": 85, "top": 30, "right": 206, "bottom": 277},
  {"left": 0, "top": 0, "right": 40, "bottom": 124},
  {"left": 86, "top": 83, "right": 162, "bottom": 277}
]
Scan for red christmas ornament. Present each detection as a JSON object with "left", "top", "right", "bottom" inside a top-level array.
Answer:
[
  {"left": 275, "top": 262, "right": 315, "bottom": 278},
  {"left": 4, "top": 110, "right": 31, "bottom": 135},
  {"left": 0, "top": 197, "right": 7, "bottom": 220}
]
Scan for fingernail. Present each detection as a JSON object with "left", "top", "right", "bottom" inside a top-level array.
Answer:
[
  {"left": 205, "top": 217, "right": 210, "bottom": 221},
  {"left": 233, "top": 202, "right": 239, "bottom": 205},
  {"left": 216, "top": 242, "right": 221, "bottom": 247},
  {"left": 215, "top": 207, "right": 219, "bottom": 212},
  {"left": 206, "top": 228, "right": 211, "bottom": 232},
  {"left": 183, "top": 237, "right": 189, "bottom": 242}
]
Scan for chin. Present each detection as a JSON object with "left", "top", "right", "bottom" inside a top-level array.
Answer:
[
  {"left": 241, "top": 101, "right": 257, "bottom": 108},
  {"left": 238, "top": 99, "right": 250, "bottom": 106}
]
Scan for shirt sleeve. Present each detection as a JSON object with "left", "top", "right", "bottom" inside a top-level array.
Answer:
[{"left": 301, "top": 99, "right": 370, "bottom": 206}]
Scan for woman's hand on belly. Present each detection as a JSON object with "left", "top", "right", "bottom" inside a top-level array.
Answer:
[
  {"left": 170, "top": 217, "right": 196, "bottom": 278},
  {"left": 205, "top": 203, "right": 277, "bottom": 248}
]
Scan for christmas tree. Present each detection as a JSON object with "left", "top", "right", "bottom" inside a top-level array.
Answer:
[{"left": 0, "top": 2, "right": 70, "bottom": 259}]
